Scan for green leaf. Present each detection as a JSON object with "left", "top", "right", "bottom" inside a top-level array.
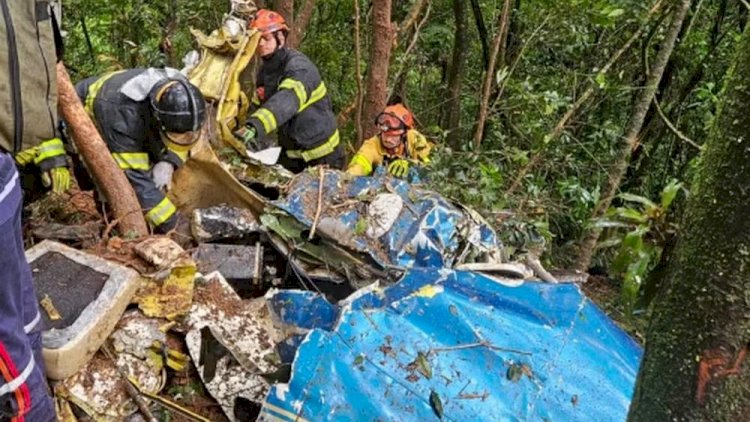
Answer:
[
  {"left": 592, "top": 219, "right": 632, "bottom": 229},
  {"left": 613, "top": 207, "right": 648, "bottom": 223},
  {"left": 660, "top": 180, "right": 683, "bottom": 209},
  {"left": 507, "top": 363, "right": 524, "bottom": 382},
  {"left": 606, "top": 8, "right": 625, "bottom": 18},
  {"left": 354, "top": 218, "right": 368, "bottom": 235},
  {"left": 618, "top": 193, "right": 657, "bottom": 210},
  {"left": 415, "top": 352, "right": 432, "bottom": 379},
  {"left": 595, "top": 72, "right": 607, "bottom": 89},
  {"left": 429, "top": 391, "right": 444, "bottom": 419},
  {"left": 594, "top": 237, "right": 623, "bottom": 250}
]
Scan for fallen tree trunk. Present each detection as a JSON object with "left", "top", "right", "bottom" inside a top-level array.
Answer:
[{"left": 56, "top": 62, "right": 149, "bottom": 238}]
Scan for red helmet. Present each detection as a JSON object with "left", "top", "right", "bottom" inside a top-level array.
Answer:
[
  {"left": 251, "top": 9, "right": 289, "bottom": 35},
  {"left": 375, "top": 104, "right": 414, "bottom": 135}
]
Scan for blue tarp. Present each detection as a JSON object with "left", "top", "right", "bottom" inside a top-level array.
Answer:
[
  {"left": 271, "top": 170, "right": 499, "bottom": 270},
  {"left": 259, "top": 271, "right": 642, "bottom": 421}
]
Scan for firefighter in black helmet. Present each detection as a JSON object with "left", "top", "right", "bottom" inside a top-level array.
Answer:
[{"left": 75, "top": 68, "right": 206, "bottom": 232}]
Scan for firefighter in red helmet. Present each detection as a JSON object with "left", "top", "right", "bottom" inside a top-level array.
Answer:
[{"left": 347, "top": 103, "right": 433, "bottom": 178}]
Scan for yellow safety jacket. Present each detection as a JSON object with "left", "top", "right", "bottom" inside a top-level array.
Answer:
[{"left": 347, "top": 130, "right": 433, "bottom": 177}]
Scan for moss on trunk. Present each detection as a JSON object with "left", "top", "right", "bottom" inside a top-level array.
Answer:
[{"left": 628, "top": 26, "right": 750, "bottom": 421}]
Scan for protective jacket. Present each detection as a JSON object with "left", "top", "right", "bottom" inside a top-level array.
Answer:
[
  {"left": 0, "top": 0, "right": 65, "bottom": 170},
  {"left": 0, "top": 153, "right": 55, "bottom": 421},
  {"left": 247, "top": 47, "right": 342, "bottom": 170},
  {"left": 348, "top": 129, "right": 433, "bottom": 177},
  {"left": 76, "top": 68, "right": 191, "bottom": 230}
]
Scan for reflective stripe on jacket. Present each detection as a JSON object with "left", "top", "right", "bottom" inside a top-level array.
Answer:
[
  {"left": 347, "top": 130, "right": 433, "bottom": 177},
  {"left": 247, "top": 48, "right": 338, "bottom": 153},
  {"left": 0, "top": 0, "right": 58, "bottom": 154}
]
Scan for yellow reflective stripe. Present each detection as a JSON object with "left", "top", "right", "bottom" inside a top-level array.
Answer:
[
  {"left": 287, "top": 130, "right": 340, "bottom": 162},
  {"left": 350, "top": 153, "right": 373, "bottom": 175},
  {"left": 251, "top": 108, "right": 278, "bottom": 134},
  {"left": 84, "top": 70, "right": 126, "bottom": 120},
  {"left": 112, "top": 152, "right": 150, "bottom": 170},
  {"left": 279, "top": 78, "right": 308, "bottom": 106},
  {"left": 33, "top": 138, "right": 65, "bottom": 164},
  {"left": 145, "top": 197, "right": 177, "bottom": 226},
  {"left": 299, "top": 82, "right": 327, "bottom": 113}
]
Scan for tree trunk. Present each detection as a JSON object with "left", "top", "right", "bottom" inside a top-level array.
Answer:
[
  {"left": 628, "top": 24, "right": 750, "bottom": 421},
  {"left": 289, "top": 0, "right": 317, "bottom": 48},
  {"left": 273, "top": 0, "right": 294, "bottom": 24},
  {"left": 473, "top": 0, "right": 512, "bottom": 148},
  {"left": 469, "top": 0, "right": 489, "bottom": 69},
  {"left": 353, "top": 0, "right": 364, "bottom": 146},
  {"left": 56, "top": 63, "right": 148, "bottom": 237},
  {"left": 575, "top": 0, "right": 691, "bottom": 272},
  {"left": 362, "top": 0, "right": 393, "bottom": 140},
  {"left": 443, "top": 0, "right": 469, "bottom": 148}
]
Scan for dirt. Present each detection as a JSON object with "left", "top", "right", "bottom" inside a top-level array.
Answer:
[
  {"left": 194, "top": 276, "right": 247, "bottom": 317},
  {"left": 31, "top": 251, "right": 108, "bottom": 330}
]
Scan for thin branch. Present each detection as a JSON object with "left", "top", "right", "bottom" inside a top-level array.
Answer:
[
  {"left": 653, "top": 97, "right": 702, "bottom": 150},
  {"left": 308, "top": 167, "right": 325, "bottom": 240},
  {"left": 430, "top": 341, "right": 532, "bottom": 356},
  {"left": 398, "top": 0, "right": 428, "bottom": 40},
  {"left": 492, "top": 16, "right": 550, "bottom": 109},
  {"left": 388, "top": 1, "right": 432, "bottom": 99},
  {"left": 473, "top": 0, "right": 512, "bottom": 148}
]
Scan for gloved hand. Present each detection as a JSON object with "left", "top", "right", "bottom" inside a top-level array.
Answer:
[
  {"left": 232, "top": 125, "right": 258, "bottom": 149},
  {"left": 14, "top": 146, "right": 40, "bottom": 166},
  {"left": 41, "top": 167, "right": 72, "bottom": 194},
  {"left": 387, "top": 159, "right": 410, "bottom": 178},
  {"left": 151, "top": 161, "right": 175, "bottom": 190}
]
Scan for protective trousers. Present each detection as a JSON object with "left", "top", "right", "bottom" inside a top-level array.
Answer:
[{"left": 0, "top": 154, "right": 54, "bottom": 422}]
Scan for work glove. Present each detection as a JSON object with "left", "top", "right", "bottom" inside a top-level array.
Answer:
[
  {"left": 15, "top": 139, "right": 73, "bottom": 194},
  {"left": 14, "top": 146, "right": 40, "bottom": 166},
  {"left": 387, "top": 159, "right": 410, "bottom": 178},
  {"left": 232, "top": 125, "right": 259, "bottom": 149},
  {"left": 41, "top": 167, "right": 72, "bottom": 194},
  {"left": 151, "top": 161, "right": 175, "bottom": 190}
]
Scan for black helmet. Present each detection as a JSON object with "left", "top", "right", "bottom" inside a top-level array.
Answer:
[{"left": 150, "top": 79, "right": 206, "bottom": 133}]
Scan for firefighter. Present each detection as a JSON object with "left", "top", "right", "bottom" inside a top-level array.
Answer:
[
  {"left": 1, "top": 2, "right": 72, "bottom": 199},
  {"left": 347, "top": 103, "right": 433, "bottom": 178},
  {"left": 75, "top": 68, "right": 207, "bottom": 232},
  {"left": 232, "top": 9, "right": 344, "bottom": 172},
  {"left": 1, "top": 1, "right": 61, "bottom": 420}
]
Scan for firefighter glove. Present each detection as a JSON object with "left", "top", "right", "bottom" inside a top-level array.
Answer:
[
  {"left": 14, "top": 146, "right": 40, "bottom": 166},
  {"left": 41, "top": 167, "right": 72, "bottom": 194},
  {"left": 232, "top": 125, "right": 258, "bottom": 149},
  {"left": 152, "top": 161, "right": 175, "bottom": 190},
  {"left": 387, "top": 159, "right": 410, "bottom": 178}
]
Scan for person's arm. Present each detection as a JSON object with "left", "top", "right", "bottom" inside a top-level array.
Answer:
[{"left": 347, "top": 137, "right": 382, "bottom": 176}]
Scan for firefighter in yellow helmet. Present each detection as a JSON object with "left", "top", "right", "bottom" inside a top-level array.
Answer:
[{"left": 347, "top": 104, "right": 433, "bottom": 178}]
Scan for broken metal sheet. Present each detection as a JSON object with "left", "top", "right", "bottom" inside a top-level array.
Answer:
[
  {"left": 185, "top": 272, "right": 283, "bottom": 420},
  {"left": 268, "top": 170, "right": 502, "bottom": 275},
  {"left": 193, "top": 243, "right": 259, "bottom": 280},
  {"left": 259, "top": 270, "right": 642, "bottom": 421},
  {"left": 136, "top": 262, "right": 196, "bottom": 320},
  {"left": 59, "top": 350, "right": 165, "bottom": 421},
  {"left": 191, "top": 205, "right": 262, "bottom": 243}
]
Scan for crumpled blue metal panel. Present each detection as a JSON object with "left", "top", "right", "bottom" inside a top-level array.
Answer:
[
  {"left": 271, "top": 171, "right": 497, "bottom": 269},
  {"left": 260, "top": 271, "right": 642, "bottom": 421}
]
